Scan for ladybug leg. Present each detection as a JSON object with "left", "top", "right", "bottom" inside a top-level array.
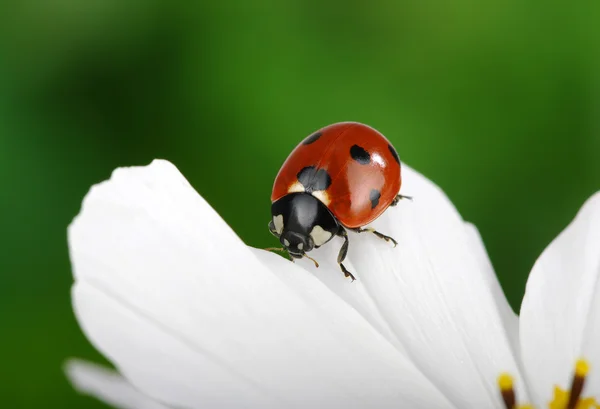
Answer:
[
  {"left": 336, "top": 228, "right": 356, "bottom": 282},
  {"left": 352, "top": 227, "right": 398, "bottom": 248},
  {"left": 391, "top": 194, "right": 413, "bottom": 206}
]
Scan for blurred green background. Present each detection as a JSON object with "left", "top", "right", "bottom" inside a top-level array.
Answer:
[{"left": 1, "top": 1, "right": 599, "bottom": 408}]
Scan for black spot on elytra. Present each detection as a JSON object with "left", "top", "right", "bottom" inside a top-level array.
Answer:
[
  {"left": 388, "top": 144, "right": 400, "bottom": 164},
  {"left": 369, "top": 189, "right": 381, "bottom": 209},
  {"left": 303, "top": 131, "right": 322, "bottom": 145},
  {"left": 297, "top": 166, "right": 332, "bottom": 192},
  {"left": 350, "top": 145, "right": 370, "bottom": 164}
]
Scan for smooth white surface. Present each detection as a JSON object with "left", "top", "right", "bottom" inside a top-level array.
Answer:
[{"left": 520, "top": 192, "right": 600, "bottom": 406}]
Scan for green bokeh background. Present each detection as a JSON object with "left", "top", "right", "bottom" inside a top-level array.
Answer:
[{"left": 1, "top": 1, "right": 599, "bottom": 408}]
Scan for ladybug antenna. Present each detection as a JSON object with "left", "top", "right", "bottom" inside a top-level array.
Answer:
[
  {"left": 399, "top": 194, "right": 413, "bottom": 201},
  {"left": 303, "top": 254, "right": 319, "bottom": 268}
]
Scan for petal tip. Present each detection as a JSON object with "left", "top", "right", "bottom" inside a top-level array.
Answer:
[{"left": 63, "top": 358, "right": 110, "bottom": 392}]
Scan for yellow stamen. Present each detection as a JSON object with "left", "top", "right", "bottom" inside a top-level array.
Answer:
[
  {"left": 549, "top": 386, "right": 599, "bottom": 409},
  {"left": 575, "top": 359, "right": 590, "bottom": 377},
  {"left": 498, "top": 373, "right": 514, "bottom": 391},
  {"left": 498, "top": 359, "right": 599, "bottom": 409},
  {"left": 565, "top": 359, "right": 591, "bottom": 409},
  {"left": 498, "top": 373, "right": 516, "bottom": 409}
]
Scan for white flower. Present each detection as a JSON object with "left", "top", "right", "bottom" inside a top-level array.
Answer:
[{"left": 66, "top": 159, "right": 600, "bottom": 409}]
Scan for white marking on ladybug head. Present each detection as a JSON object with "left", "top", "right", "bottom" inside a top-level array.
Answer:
[
  {"left": 283, "top": 238, "right": 290, "bottom": 247},
  {"left": 288, "top": 181, "right": 305, "bottom": 194},
  {"left": 310, "top": 225, "right": 333, "bottom": 247},
  {"left": 273, "top": 214, "right": 284, "bottom": 235},
  {"left": 312, "top": 190, "right": 331, "bottom": 206},
  {"left": 297, "top": 242, "right": 303, "bottom": 250}
]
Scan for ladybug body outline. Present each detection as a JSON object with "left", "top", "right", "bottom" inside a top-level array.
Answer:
[{"left": 269, "top": 122, "right": 406, "bottom": 281}]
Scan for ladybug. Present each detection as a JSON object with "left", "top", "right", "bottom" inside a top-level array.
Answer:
[{"left": 268, "top": 122, "right": 409, "bottom": 281}]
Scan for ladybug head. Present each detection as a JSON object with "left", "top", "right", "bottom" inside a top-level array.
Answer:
[
  {"left": 269, "top": 192, "right": 339, "bottom": 259},
  {"left": 279, "top": 230, "right": 314, "bottom": 258}
]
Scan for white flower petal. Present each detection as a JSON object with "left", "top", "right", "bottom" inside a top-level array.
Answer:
[
  {"left": 251, "top": 248, "right": 454, "bottom": 408},
  {"left": 464, "top": 223, "right": 520, "bottom": 362},
  {"left": 73, "top": 281, "right": 277, "bottom": 408},
  {"left": 65, "top": 359, "right": 172, "bottom": 409},
  {"left": 334, "top": 166, "right": 525, "bottom": 409},
  {"left": 289, "top": 243, "right": 408, "bottom": 354},
  {"left": 520, "top": 192, "right": 600, "bottom": 404},
  {"left": 69, "top": 159, "right": 453, "bottom": 409}
]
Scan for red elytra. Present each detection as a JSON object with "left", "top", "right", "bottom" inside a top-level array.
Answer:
[{"left": 271, "top": 122, "right": 401, "bottom": 228}]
